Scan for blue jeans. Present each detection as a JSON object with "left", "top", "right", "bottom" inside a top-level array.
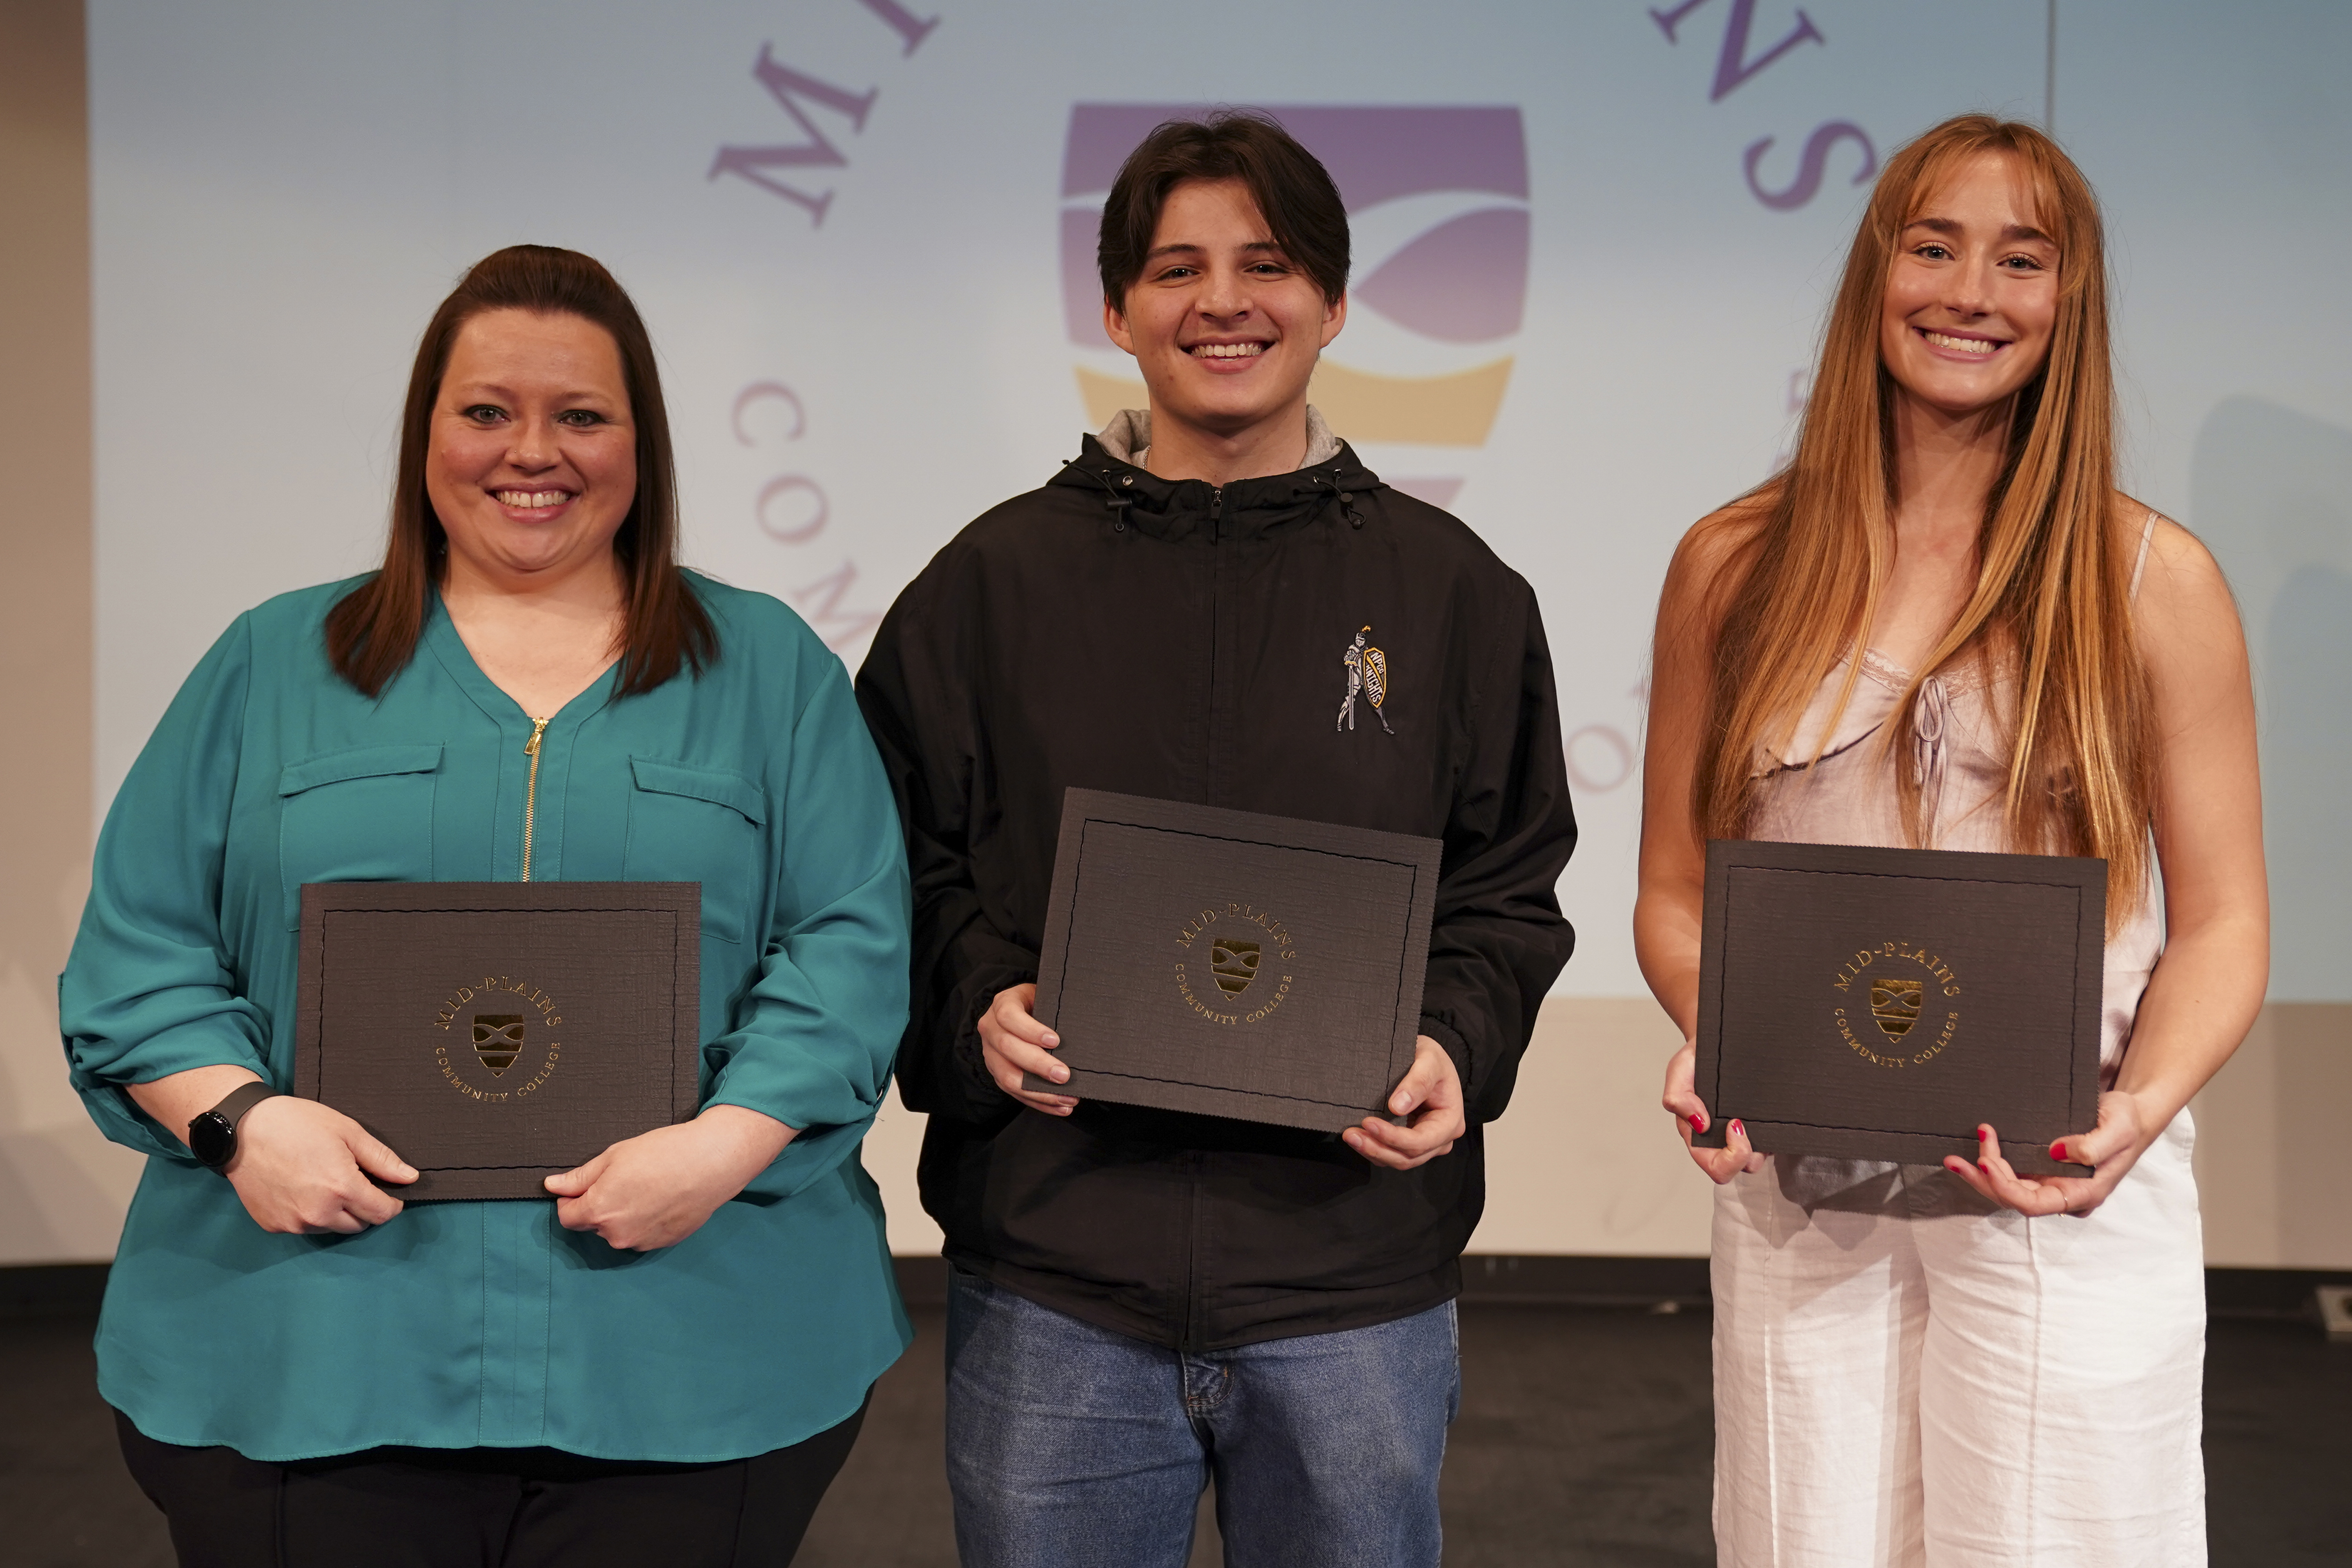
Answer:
[{"left": 944, "top": 1267, "right": 1459, "bottom": 1568}]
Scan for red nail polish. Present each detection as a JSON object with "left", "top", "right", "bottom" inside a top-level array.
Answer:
[
  {"left": 1690, "top": 1114, "right": 1705, "bottom": 1131},
  {"left": 1977, "top": 1158, "right": 1991, "bottom": 1172},
  {"left": 2049, "top": 1140, "right": 2068, "bottom": 1162},
  {"left": 1730, "top": 1119, "right": 1745, "bottom": 1139}
]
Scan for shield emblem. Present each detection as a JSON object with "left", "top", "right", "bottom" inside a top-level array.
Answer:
[
  {"left": 1869, "top": 980, "right": 1924, "bottom": 1040},
  {"left": 472, "top": 1014, "right": 526, "bottom": 1076},
  {"left": 1209, "top": 940, "right": 1261, "bottom": 997}
]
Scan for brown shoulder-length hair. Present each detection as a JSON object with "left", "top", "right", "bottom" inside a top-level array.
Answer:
[
  {"left": 1098, "top": 111, "right": 1350, "bottom": 310},
  {"left": 326, "top": 244, "right": 716, "bottom": 699},
  {"left": 1690, "top": 114, "right": 2156, "bottom": 917}
]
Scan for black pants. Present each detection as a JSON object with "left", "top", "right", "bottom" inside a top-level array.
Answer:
[{"left": 115, "top": 1397, "right": 866, "bottom": 1568}]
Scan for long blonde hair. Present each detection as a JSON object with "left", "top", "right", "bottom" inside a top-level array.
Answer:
[{"left": 1691, "top": 114, "right": 2155, "bottom": 915}]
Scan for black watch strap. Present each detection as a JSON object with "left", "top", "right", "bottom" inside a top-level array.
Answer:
[{"left": 189, "top": 1080, "right": 278, "bottom": 1171}]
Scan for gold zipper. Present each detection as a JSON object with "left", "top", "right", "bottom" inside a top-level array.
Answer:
[{"left": 520, "top": 716, "right": 550, "bottom": 882}]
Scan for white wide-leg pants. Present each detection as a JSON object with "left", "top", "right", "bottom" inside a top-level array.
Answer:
[{"left": 1710, "top": 1113, "right": 2205, "bottom": 1566}]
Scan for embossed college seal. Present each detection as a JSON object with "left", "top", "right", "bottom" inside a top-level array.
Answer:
[{"left": 1829, "top": 942, "right": 1962, "bottom": 1067}]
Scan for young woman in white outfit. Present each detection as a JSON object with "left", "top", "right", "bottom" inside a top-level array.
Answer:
[{"left": 1635, "top": 115, "right": 2269, "bottom": 1565}]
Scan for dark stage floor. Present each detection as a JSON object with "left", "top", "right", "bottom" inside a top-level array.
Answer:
[{"left": 5, "top": 1298, "right": 2345, "bottom": 1566}]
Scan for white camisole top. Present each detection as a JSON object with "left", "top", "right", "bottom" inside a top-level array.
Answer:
[{"left": 1744, "top": 511, "right": 2166, "bottom": 1085}]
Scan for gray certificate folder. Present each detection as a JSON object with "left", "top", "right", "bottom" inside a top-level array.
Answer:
[
  {"left": 295, "top": 882, "right": 701, "bottom": 1201},
  {"left": 1022, "top": 789, "right": 1443, "bottom": 1132},
  {"left": 1691, "top": 840, "right": 2105, "bottom": 1176}
]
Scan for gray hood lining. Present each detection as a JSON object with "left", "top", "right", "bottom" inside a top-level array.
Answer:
[{"left": 1096, "top": 406, "right": 1341, "bottom": 473}]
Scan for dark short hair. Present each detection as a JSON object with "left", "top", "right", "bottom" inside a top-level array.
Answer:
[
  {"left": 1097, "top": 111, "right": 1350, "bottom": 311},
  {"left": 326, "top": 245, "right": 715, "bottom": 699}
]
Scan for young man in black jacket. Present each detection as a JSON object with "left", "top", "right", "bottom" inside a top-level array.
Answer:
[{"left": 856, "top": 113, "right": 1577, "bottom": 1568}]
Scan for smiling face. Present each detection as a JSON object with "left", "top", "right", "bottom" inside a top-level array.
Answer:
[
  {"left": 1879, "top": 151, "right": 2062, "bottom": 420},
  {"left": 1102, "top": 177, "right": 1345, "bottom": 452},
  {"left": 425, "top": 309, "right": 637, "bottom": 588}
]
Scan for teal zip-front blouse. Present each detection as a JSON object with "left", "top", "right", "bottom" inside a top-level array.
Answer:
[{"left": 60, "top": 574, "right": 913, "bottom": 1463}]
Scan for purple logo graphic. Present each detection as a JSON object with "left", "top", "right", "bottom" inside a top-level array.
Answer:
[{"left": 1060, "top": 105, "right": 1529, "bottom": 480}]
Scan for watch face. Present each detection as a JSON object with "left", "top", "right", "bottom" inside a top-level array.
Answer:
[{"left": 189, "top": 1111, "right": 234, "bottom": 1169}]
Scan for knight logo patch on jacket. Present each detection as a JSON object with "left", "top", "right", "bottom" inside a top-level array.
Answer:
[{"left": 1337, "top": 625, "right": 1394, "bottom": 734}]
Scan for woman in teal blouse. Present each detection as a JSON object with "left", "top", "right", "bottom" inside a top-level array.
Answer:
[{"left": 60, "top": 246, "right": 912, "bottom": 1566}]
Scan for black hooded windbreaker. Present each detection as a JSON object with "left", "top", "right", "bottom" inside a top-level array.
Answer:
[{"left": 854, "top": 423, "right": 1577, "bottom": 1350}]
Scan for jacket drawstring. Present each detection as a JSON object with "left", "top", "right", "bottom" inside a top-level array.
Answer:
[
  {"left": 1060, "top": 459, "right": 1134, "bottom": 532},
  {"left": 1310, "top": 472, "right": 1364, "bottom": 528},
  {"left": 1063, "top": 457, "right": 1370, "bottom": 534}
]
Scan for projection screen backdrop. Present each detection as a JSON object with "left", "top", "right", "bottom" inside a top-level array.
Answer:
[{"left": 88, "top": 0, "right": 2352, "bottom": 1000}]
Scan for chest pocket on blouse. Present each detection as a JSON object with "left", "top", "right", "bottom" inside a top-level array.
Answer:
[
  {"left": 624, "top": 758, "right": 766, "bottom": 949},
  {"left": 278, "top": 744, "right": 443, "bottom": 928}
]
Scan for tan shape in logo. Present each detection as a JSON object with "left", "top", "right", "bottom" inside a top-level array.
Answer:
[
  {"left": 1869, "top": 980, "right": 1923, "bottom": 1040},
  {"left": 1209, "top": 939, "right": 1261, "bottom": 996},
  {"left": 472, "top": 1014, "right": 526, "bottom": 1076}
]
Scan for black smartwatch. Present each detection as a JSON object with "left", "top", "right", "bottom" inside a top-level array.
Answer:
[{"left": 188, "top": 1081, "right": 279, "bottom": 1172}]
